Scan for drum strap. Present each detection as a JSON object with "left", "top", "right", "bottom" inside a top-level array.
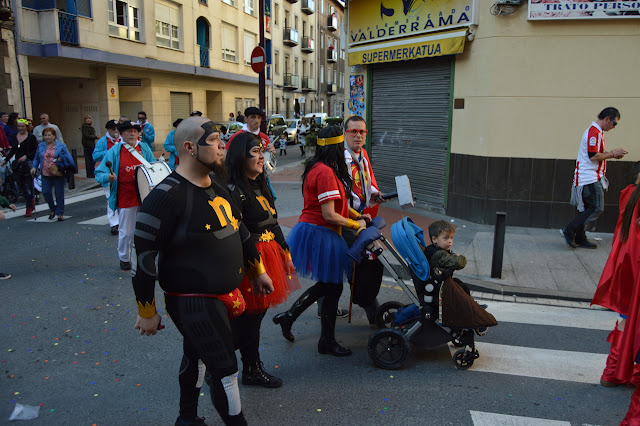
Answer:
[{"left": 123, "top": 143, "right": 152, "bottom": 168}]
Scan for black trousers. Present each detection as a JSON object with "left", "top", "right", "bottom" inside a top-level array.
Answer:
[{"left": 231, "top": 310, "right": 267, "bottom": 366}]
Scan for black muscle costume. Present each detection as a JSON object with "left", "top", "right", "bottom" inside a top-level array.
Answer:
[{"left": 132, "top": 172, "right": 265, "bottom": 426}]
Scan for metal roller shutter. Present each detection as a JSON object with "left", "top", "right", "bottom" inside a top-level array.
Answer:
[
  {"left": 370, "top": 56, "right": 452, "bottom": 209},
  {"left": 170, "top": 92, "right": 192, "bottom": 124}
]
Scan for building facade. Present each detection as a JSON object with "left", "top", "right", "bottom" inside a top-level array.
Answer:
[{"left": 345, "top": 0, "right": 640, "bottom": 232}]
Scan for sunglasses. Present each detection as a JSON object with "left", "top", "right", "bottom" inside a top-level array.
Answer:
[
  {"left": 345, "top": 129, "right": 368, "bottom": 136},
  {"left": 611, "top": 119, "right": 618, "bottom": 127}
]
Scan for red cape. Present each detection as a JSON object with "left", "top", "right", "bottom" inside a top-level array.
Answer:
[{"left": 592, "top": 185, "right": 640, "bottom": 382}]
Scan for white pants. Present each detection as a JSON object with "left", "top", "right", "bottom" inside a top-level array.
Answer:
[
  {"left": 117, "top": 206, "right": 138, "bottom": 262},
  {"left": 104, "top": 187, "right": 119, "bottom": 227}
]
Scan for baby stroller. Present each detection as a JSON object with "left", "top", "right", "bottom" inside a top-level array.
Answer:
[{"left": 348, "top": 217, "right": 497, "bottom": 370}]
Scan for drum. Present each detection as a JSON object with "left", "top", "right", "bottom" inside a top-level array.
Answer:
[
  {"left": 134, "top": 160, "right": 172, "bottom": 203},
  {"left": 263, "top": 151, "right": 277, "bottom": 176}
]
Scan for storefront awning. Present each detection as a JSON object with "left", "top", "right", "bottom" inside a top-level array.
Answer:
[{"left": 347, "top": 29, "right": 467, "bottom": 66}]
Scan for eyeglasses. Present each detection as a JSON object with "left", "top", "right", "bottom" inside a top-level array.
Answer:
[
  {"left": 611, "top": 119, "right": 618, "bottom": 128},
  {"left": 345, "top": 129, "right": 368, "bottom": 136}
]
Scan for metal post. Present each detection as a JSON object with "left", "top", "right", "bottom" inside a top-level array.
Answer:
[
  {"left": 68, "top": 148, "right": 77, "bottom": 190},
  {"left": 491, "top": 212, "right": 507, "bottom": 279},
  {"left": 259, "top": 0, "right": 266, "bottom": 134}
]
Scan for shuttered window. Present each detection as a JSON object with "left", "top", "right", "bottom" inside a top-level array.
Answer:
[{"left": 170, "top": 92, "right": 191, "bottom": 124}]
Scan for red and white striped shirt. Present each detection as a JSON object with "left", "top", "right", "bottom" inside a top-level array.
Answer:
[{"left": 573, "top": 122, "right": 606, "bottom": 186}]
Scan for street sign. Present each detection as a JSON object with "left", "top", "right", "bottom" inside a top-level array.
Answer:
[
  {"left": 299, "top": 96, "right": 305, "bottom": 104},
  {"left": 251, "top": 46, "right": 266, "bottom": 74}
]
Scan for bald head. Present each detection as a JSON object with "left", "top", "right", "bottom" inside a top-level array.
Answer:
[{"left": 175, "top": 116, "right": 210, "bottom": 156}]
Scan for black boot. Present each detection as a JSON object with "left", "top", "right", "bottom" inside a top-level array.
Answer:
[
  {"left": 362, "top": 299, "right": 380, "bottom": 325},
  {"left": 242, "top": 361, "right": 283, "bottom": 388},
  {"left": 272, "top": 284, "right": 323, "bottom": 342},
  {"left": 318, "top": 283, "right": 352, "bottom": 357}
]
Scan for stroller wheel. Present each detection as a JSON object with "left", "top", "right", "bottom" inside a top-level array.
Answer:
[
  {"left": 375, "top": 301, "right": 405, "bottom": 329},
  {"left": 368, "top": 328, "right": 410, "bottom": 370},
  {"left": 452, "top": 348, "right": 478, "bottom": 370}
]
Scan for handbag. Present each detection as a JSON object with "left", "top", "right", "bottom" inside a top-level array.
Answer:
[{"left": 49, "top": 161, "right": 65, "bottom": 177}]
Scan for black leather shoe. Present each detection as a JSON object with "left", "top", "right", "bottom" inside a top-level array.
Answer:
[
  {"left": 120, "top": 261, "right": 132, "bottom": 270},
  {"left": 318, "top": 338, "right": 352, "bottom": 357},
  {"left": 272, "top": 312, "right": 295, "bottom": 342},
  {"left": 575, "top": 239, "right": 597, "bottom": 249},
  {"left": 560, "top": 229, "right": 577, "bottom": 248},
  {"left": 175, "top": 416, "right": 207, "bottom": 426},
  {"left": 242, "top": 361, "right": 283, "bottom": 388},
  {"left": 110, "top": 225, "right": 119, "bottom": 235}
]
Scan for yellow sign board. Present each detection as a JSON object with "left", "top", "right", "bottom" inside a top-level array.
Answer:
[
  {"left": 348, "top": 0, "right": 477, "bottom": 47},
  {"left": 348, "top": 29, "right": 466, "bottom": 66}
]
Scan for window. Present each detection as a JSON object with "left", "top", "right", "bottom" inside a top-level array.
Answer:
[
  {"left": 108, "top": 0, "right": 142, "bottom": 41},
  {"left": 244, "top": 99, "right": 255, "bottom": 108},
  {"left": 274, "top": 3, "right": 278, "bottom": 26},
  {"left": 294, "top": 57, "right": 298, "bottom": 75},
  {"left": 310, "top": 62, "right": 313, "bottom": 78},
  {"left": 222, "top": 23, "right": 237, "bottom": 62},
  {"left": 294, "top": 15, "right": 298, "bottom": 31},
  {"left": 155, "top": 2, "right": 180, "bottom": 49},
  {"left": 319, "top": 65, "right": 324, "bottom": 84},
  {"left": 284, "top": 10, "right": 289, "bottom": 27},
  {"left": 221, "top": 0, "right": 235, "bottom": 6},
  {"left": 339, "top": 72, "right": 344, "bottom": 89},
  {"left": 274, "top": 50, "right": 279, "bottom": 74},
  {"left": 235, "top": 98, "right": 243, "bottom": 114},
  {"left": 333, "top": 69, "right": 337, "bottom": 85},
  {"left": 244, "top": 31, "right": 256, "bottom": 66},
  {"left": 320, "top": 30, "right": 323, "bottom": 48},
  {"left": 320, "top": 0, "right": 323, "bottom": 14},
  {"left": 76, "top": 0, "right": 92, "bottom": 17},
  {"left": 244, "top": 0, "right": 254, "bottom": 16}
]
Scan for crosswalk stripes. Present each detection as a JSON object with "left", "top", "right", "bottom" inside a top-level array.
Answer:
[
  {"left": 77, "top": 215, "right": 110, "bottom": 225},
  {"left": 4, "top": 189, "right": 104, "bottom": 220},
  {"left": 470, "top": 411, "right": 572, "bottom": 425}
]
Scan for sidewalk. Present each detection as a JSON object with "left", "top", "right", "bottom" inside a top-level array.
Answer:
[{"left": 272, "top": 162, "right": 608, "bottom": 303}]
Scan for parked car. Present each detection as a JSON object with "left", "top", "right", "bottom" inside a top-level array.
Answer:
[
  {"left": 267, "top": 115, "right": 287, "bottom": 137},
  {"left": 220, "top": 121, "right": 243, "bottom": 142},
  {"left": 285, "top": 119, "right": 300, "bottom": 144}
]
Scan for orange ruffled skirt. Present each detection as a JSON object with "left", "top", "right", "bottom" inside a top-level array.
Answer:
[{"left": 239, "top": 240, "right": 301, "bottom": 314}]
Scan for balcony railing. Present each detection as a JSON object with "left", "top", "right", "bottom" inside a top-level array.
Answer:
[
  {"left": 327, "top": 83, "right": 337, "bottom": 95},
  {"left": 301, "top": 36, "right": 314, "bottom": 53},
  {"left": 302, "top": 77, "right": 314, "bottom": 91},
  {"left": 301, "top": 0, "right": 314, "bottom": 14},
  {"left": 283, "top": 27, "right": 299, "bottom": 46},
  {"left": 327, "top": 48, "right": 337, "bottom": 62},
  {"left": 199, "top": 45, "right": 209, "bottom": 67},
  {"left": 58, "top": 11, "right": 78, "bottom": 45},
  {"left": 283, "top": 73, "right": 299, "bottom": 89},
  {"left": 327, "top": 14, "right": 338, "bottom": 31}
]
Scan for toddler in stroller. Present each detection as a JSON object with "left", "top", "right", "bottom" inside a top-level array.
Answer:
[{"left": 365, "top": 217, "right": 497, "bottom": 370}]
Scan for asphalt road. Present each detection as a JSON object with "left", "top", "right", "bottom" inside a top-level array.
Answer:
[{"left": 0, "top": 174, "right": 633, "bottom": 425}]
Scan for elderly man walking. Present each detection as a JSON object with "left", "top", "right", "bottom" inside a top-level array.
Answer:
[{"left": 33, "top": 113, "right": 64, "bottom": 143}]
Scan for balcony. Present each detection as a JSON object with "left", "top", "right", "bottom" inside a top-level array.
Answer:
[
  {"left": 0, "top": 0, "right": 11, "bottom": 21},
  {"left": 327, "top": 14, "right": 337, "bottom": 31},
  {"left": 301, "top": 36, "right": 314, "bottom": 53},
  {"left": 284, "top": 73, "right": 299, "bottom": 90},
  {"left": 283, "top": 27, "right": 299, "bottom": 46},
  {"left": 199, "top": 45, "right": 209, "bottom": 67},
  {"left": 327, "top": 48, "right": 337, "bottom": 63},
  {"left": 301, "top": 0, "right": 314, "bottom": 14},
  {"left": 58, "top": 11, "right": 78, "bottom": 45},
  {"left": 301, "top": 77, "right": 314, "bottom": 92},
  {"left": 327, "top": 83, "right": 337, "bottom": 95}
]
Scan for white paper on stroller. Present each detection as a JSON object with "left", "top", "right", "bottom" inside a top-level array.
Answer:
[
  {"left": 8, "top": 403, "right": 40, "bottom": 420},
  {"left": 395, "top": 175, "right": 414, "bottom": 207}
]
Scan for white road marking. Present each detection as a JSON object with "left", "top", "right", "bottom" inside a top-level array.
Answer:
[
  {"left": 451, "top": 342, "right": 606, "bottom": 384},
  {"left": 470, "top": 411, "right": 570, "bottom": 426},
  {"left": 28, "top": 215, "right": 71, "bottom": 223},
  {"left": 78, "top": 216, "right": 110, "bottom": 225},
  {"left": 4, "top": 189, "right": 103, "bottom": 220},
  {"left": 485, "top": 301, "right": 616, "bottom": 331}
]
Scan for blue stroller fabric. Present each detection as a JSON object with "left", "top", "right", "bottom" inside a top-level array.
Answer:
[
  {"left": 393, "top": 304, "right": 420, "bottom": 325},
  {"left": 390, "top": 217, "right": 430, "bottom": 281}
]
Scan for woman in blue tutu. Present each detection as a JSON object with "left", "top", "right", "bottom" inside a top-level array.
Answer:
[{"left": 272, "top": 125, "right": 369, "bottom": 357}]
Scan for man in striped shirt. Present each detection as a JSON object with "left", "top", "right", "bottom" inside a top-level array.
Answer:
[{"left": 562, "top": 107, "right": 627, "bottom": 249}]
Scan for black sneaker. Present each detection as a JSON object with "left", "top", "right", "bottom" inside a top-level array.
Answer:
[
  {"left": 575, "top": 239, "right": 597, "bottom": 249},
  {"left": 110, "top": 225, "right": 119, "bottom": 235},
  {"left": 560, "top": 229, "right": 577, "bottom": 248},
  {"left": 120, "top": 261, "right": 132, "bottom": 270},
  {"left": 0, "top": 272, "right": 11, "bottom": 280},
  {"left": 175, "top": 416, "right": 207, "bottom": 426}
]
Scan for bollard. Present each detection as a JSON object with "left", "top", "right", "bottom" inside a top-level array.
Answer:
[
  {"left": 68, "top": 148, "right": 77, "bottom": 190},
  {"left": 491, "top": 212, "right": 507, "bottom": 279}
]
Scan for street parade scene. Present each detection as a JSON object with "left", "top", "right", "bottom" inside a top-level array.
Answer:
[{"left": 1, "top": 0, "right": 640, "bottom": 425}]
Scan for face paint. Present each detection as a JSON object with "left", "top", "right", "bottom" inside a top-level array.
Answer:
[{"left": 197, "top": 121, "right": 218, "bottom": 146}]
